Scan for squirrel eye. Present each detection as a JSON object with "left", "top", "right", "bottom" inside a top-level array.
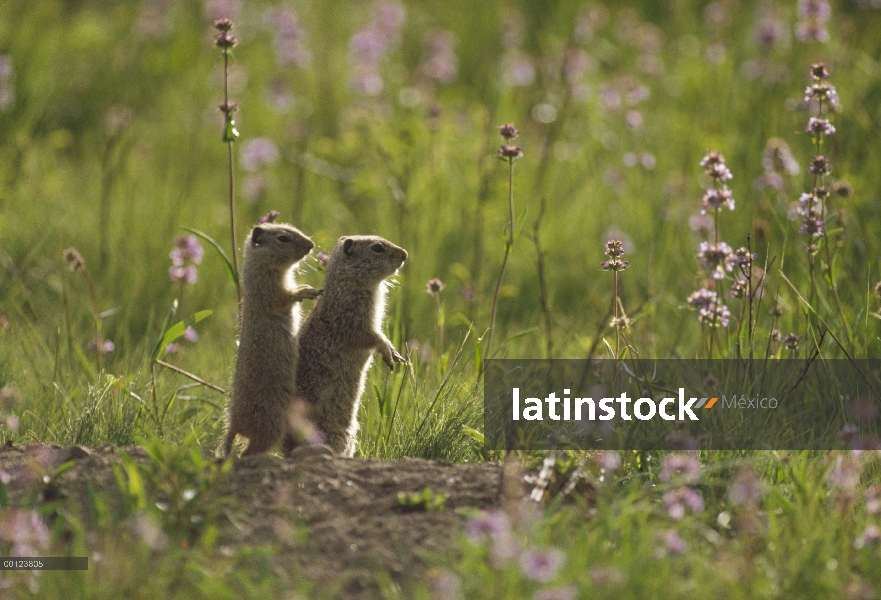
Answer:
[
  {"left": 278, "top": 235, "right": 292, "bottom": 243},
  {"left": 370, "top": 243, "right": 385, "bottom": 253}
]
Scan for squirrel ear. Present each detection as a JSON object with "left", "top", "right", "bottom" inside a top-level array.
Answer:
[
  {"left": 343, "top": 238, "right": 354, "bottom": 256},
  {"left": 252, "top": 226, "right": 265, "bottom": 245}
]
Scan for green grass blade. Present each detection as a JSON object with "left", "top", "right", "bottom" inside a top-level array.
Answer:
[
  {"left": 150, "top": 300, "right": 178, "bottom": 361},
  {"left": 154, "top": 310, "right": 213, "bottom": 361},
  {"left": 183, "top": 226, "right": 240, "bottom": 291}
]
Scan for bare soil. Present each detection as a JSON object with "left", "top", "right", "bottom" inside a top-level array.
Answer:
[{"left": 0, "top": 443, "right": 511, "bottom": 598}]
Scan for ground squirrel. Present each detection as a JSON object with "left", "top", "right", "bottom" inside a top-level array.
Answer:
[
  {"left": 219, "top": 223, "right": 321, "bottom": 458},
  {"left": 283, "top": 235, "right": 408, "bottom": 457}
]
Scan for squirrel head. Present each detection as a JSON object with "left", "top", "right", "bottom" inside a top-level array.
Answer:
[
  {"left": 245, "top": 223, "right": 314, "bottom": 271},
  {"left": 326, "top": 235, "right": 408, "bottom": 285}
]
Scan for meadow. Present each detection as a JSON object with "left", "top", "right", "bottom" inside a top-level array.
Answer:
[{"left": 1, "top": 0, "right": 881, "bottom": 597}]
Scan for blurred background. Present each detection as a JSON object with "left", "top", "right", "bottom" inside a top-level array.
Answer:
[{"left": 1, "top": 0, "right": 880, "bottom": 447}]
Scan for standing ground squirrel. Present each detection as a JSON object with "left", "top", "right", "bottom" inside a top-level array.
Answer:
[
  {"left": 219, "top": 223, "right": 321, "bottom": 458},
  {"left": 283, "top": 235, "right": 408, "bottom": 457}
]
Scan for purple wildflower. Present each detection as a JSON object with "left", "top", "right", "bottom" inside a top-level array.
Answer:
[
  {"left": 781, "top": 333, "right": 802, "bottom": 350},
  {"left": 266, "top": 8, "right": 311, "bottom": 68},
  {"left": 519, "top": 548, "right": 565, "bottom": 583},
  {"left": 755, "top": 18, "right": 789, "bottom": 50},
  {"left": 827, "top": 454, "right": 861, "bottom": 491},
  {"left": 601, "top": 240, "right": 629, "bottom": 271},
  {"left": 420, "top": 30, "right": 458, "bottom": 84},
  {"left": 169, "top": 266, "right": 198, "bottom": 284},
  {"left": 697, "top": 241, "right": 735, "bottom": 280},
  {"left": 689, "top": 214, "right": 714, "bottom": 233},
  {"left": 427, "top": 569, "right": 462, "bottom": 600},
  {"left": 728, "top": 467, "right": 764, "bottom": 506},
  {"left": 169, "top": 236, "right": 203, "bottom": 284},
  {"left": 5, "top": 415, "right": 20, "bottom": 432},
  {"left": 501, "top": 50, "right": 536, "bottom": 87},
  {"left": 795, "top": 0, "right": 831, "bottom": 42},
  {"left": 806, "top": 117, "right": 835, "bottom": 137},
  {"left": 499, "top": 123, "right": 520, "bottom": 141},
  {"left": 701, "top": 187, "right": 735, "bottom": 213},
  {"left": 700, "top": 150, "right": 732, "bottom": 181},
  {"left": 804, "top": 82, "right": 839, "bottom": 111},
  {"left": 809, "top": 155, "right": 832, "bottom": 176},
  {"left": 129, "top": 512, "right": 168, "bottom": 552},
  {"left": 465, "top": 509, "right": 518, "bottom": 562},
  {"left": 729, "top": 278, "right": 748, "bottom": 298},
  {"left": 1, "top": 510, "right": 51, "bottom": 557},
  {"left": 659, "top": 529, "right": 687, "bottom": 555},
  {"left": 499, "top": 145, "right": 523, "bottom": 161},
  {"left": 205, "top": 1, "right": 241, "bottom": 23},
  {"left": 855, "top": 525, "right": 881, "bottom": 549},
  {"left": 686, "top": 288, "right": 715, "bottom": 310},
  {"left": 170, "top": 236, "right": 204, "bottom": 266},
  {"left": 594, "top": 450, "right": 622, "bottom": 471},
  {"left": 466, "top": 510, "right": 508, "bottom": 543},
  {"left": 797, "top": 193, "right": 825, "bottom": 237},
  {"left": 799, "top": 0, "right": 832, "bottom": 20},
  {"left": 663, "top": 487, "right": 705, "bottom": 520},
  {"left": 259, "top": 210, "right": 280, "bottom": 224},
  {"left": 659, "top": 453, "right": 701, "bottom": 483},
  {"left": 347, "top": 2, "right": 406, "bottom": 95},
  {"left": 240, "top": 137, "right": 280, "bottom": 172},
  {"left": 762, "top": 138, "right": 800, "bottom": 176},
  {"left": 89, "top": 338, "right": 115, "bottom": 354}
]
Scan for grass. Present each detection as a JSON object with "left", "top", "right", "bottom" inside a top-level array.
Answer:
[{"left": 1, "top": 0, "right": 881, "bottom": 597}]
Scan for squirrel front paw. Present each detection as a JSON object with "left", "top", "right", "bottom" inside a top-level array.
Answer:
[
  {"left": 292, "top": 286, "right": 323, "bottom": 301},
  {"left": 381, "top": 346, "right": 409, "bottom": 370}
]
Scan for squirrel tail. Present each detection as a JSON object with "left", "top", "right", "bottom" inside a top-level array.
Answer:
[{"left": 218, "top": 429, "right": 235, "bottom": 459}]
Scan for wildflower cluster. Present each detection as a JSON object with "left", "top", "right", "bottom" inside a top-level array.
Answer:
[
  {"left": 348, "top": 2, "right": 406, "bottom": 95},
  {"left": 799, "top": 63, "right": 838, "bottom": 254},
  {"left": 688, "top": 151, "right": 754, "bottom": 330},
  {"left": 266, "top": 7, "right": 311, "bottom": 68},
  {"left": 687, "top": 288, "right": 730, "bottom": 328},
  {"left": 464, "top": 509, "right": 570, "bottom": 592},
  {"left": 655, "top": 454, "right": 704, "bottom": 556},
  {"left": 796, "top": 0, "right": 831, "bottom": 43},
  {"left": 755, "top": 138, "right": 799, "bottom": 191},
  {"left": 498, "top": 123, "right": 523, "bottom": 161},
  {"left": 419, "top": 30, "right": 458, "bottom": 85},
  {"left": 602, "top": 240, "right": 631, "bottom": 348},
  {"left": 168, "top": 235, "right": 204, "bottom": 284},
  {"left": 600, "top": 240, "right": 629, "bottom": 273}
]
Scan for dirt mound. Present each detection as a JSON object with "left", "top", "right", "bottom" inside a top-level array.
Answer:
[{"left": 0, "top": 444, "right": 509, "bottom": 597}]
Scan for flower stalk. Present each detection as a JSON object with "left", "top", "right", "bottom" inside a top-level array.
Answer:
[
  {"left": 486, "top": 124, "right": 522, "bottom": 361},
  {"left": 215, "top": 18, "right": 241, "bottom": 302}
]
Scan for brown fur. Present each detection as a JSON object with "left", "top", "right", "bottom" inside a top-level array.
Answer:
[
  {"left": 283, "top": 235, "right": 408, "bottom": 457},
  {"left": 218, "top": 223, "right": 321, "bottom": 458}
]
